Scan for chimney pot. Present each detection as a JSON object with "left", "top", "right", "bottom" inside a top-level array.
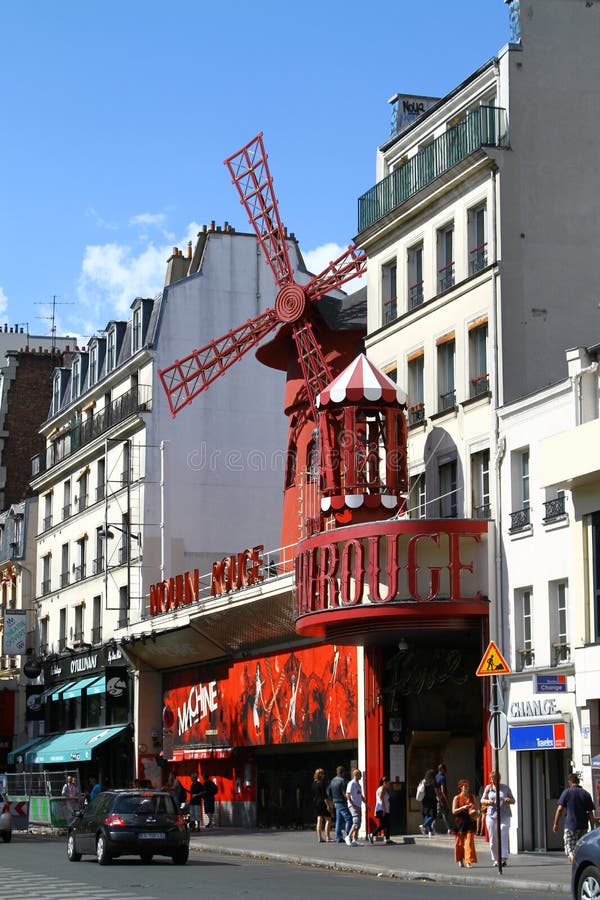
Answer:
[
  {"left": 209, "top": 220, "right": 215, "bottom": 232},
  {"left": 187, "top": 241, "right": 192, "bottom": 258}
]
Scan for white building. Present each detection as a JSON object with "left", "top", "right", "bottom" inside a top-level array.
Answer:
[{"left": 356, "top": 0, "right": 600, "bottom": 850}]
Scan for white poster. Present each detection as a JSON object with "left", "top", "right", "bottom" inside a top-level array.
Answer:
[{"left": 3, "top": 611, "right": 26, "bottom": 655}]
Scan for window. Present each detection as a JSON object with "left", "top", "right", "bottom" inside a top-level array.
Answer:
[
  {"left": 552, "top": 581, "right": 570, "bottom": 664},
  {"left": 74, "top": 604, "right": 84, "bottom": 643},
  {"left": 510, "top": 449, "right": 530, "bottom": 531},
  {"left": 469, "top": 319, "right": 489, "bottom": 397},
  {"left": 12, "top": 516, "right": 23, "bottom": 554},
  {"left": 43, "top": 492, "right": 53, "bottom": 532},
  {"left": 409, "top": 473, "right": 426, "bottom": 519},
  {"left": 517, "top": 588, "right": 534, "bottom": 669},
  {"left": 71, "top": 356, "right": 80, "bottom": 401},
  {"left": 119, "top": 514, "right": 130, "bottom": 565},
  {"left": 61, "top": 543, "right": 69, "bottom": 587},
  {"left": 78, "top": 470, "right": 88, "bottom": 513},
  {"left": 63, "top": 479, "right": 71, "bottom": 520},
  {"left": 469, "top": 203, "right": 487, "bottom": 274},
  {"left": 107, "top": 328, "right": 116, "bottom": 372},
  {"left": 382, "top": 261, "right": 397, "bottom": 324},
  {"left": 52, "top": 372, "right": 61, "bottom": 415},
  {"left": 592, "top": 512, "right": 600, "bottom": 642},
  {"left": 94, "top": 527, "right": 105, "bottom": 575},
  {"left": 118, "top": 585, "right": 129, "bottom": 629},
  {"left": 59, "top": 607, "right": 67, "bottom": 651},
  {"left": 439, "top": 458, "right": 457, "bottom": 518},
  {"left": 121, "top": 441, "right": 130, "bottom": 486},
  {"left": 132, "top": 305, "right": 142, "bottom": 353},
  {"left": 437, "top": 224, "right": 454, "bottom": 293},
  {"left": 92, "top": 595, "right": 102, "bottom": 645},
  {"left": 89, "top": 343, "right": 97, "bottom": 386},
  {"left": 41, "top": 553, "right": 51, "bottom": 596},
  {"left": 39, "top": 616, "right": 49, "bottom": 655},
  {"left": 471, "top": 449, "right": 490, "bottom": 519},
  {"left": 407, "top": 351, "right": 425, "bottom": 425},
  {"left": 407, "top": 243, "right": 424, "bottom": 308},
  {"left": 96, "top": 458, "right": 106, "bottom": 502},
  {"left": 437, "top": 335, "right": 456, "bottom": 411},
  {"left": 75, "top": 536, "right": 87, "bottom": 582},
  {"left": 306, "top": 435, "right": 319, "bottom": 483}
]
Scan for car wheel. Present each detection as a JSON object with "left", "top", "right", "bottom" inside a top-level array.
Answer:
[
  {"left": 140, "top": 852, "right": 153, "bottom": 864},
  {"left": 1, "top": 831, "right": 11, "bottom": 844},
  {"left": 96, "top": 834, "right": 112, "bottom": 866},
  {"left": 67, "top": 833, "right": 82, "bottom": 861},
  {"left": 578, "top": 865, "right": 600, "bottom": 900},
  {"left": 172, "top": 847, "right": 189, "bottom": 865}
]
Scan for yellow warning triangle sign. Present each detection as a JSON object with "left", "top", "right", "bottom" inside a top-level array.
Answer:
[{"left": 476, "top": 640, "right": 511, "bottom": 677}]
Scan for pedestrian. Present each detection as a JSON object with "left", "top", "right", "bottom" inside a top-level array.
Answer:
[
  {"left": 311, "top": 768, "right": 333, "bottom": 843},
  {"left": 435, "top": 763, "right": 453, "bottom": 833},
  {"left": 189, "top": 772, "right": 203, "bottom": 831},
  {"left": 452, "top": 778, "right": 478, "bottom": 868},
  {"left": 368, "top": 775, "right": 394, "bottom": 844},
  {"left": 61, "top": 774, "right": 79, "bottom": 819},
  {"left": 327, "top": 765, "right": 352, "bottom": 844},
  {"left": 89, "top": 776, "right": 101, "bottom": 802},
  {"left": 418, "top": 769, "right": 438, "bottom": 837},
  {"left": 346, "top": 768, "right": 369, "bottom": 846},
  {"left": 480, "top": 770, "right": 515, "bottom": 866},
  {"left": 168, "top": 772, "right": 188, "bottom": 810},
  {"left": 201, "top": 773, "right": 218, "bottom": 828},
  {"left": 552, "top": 772, "right": 595, "bottom": 863}
]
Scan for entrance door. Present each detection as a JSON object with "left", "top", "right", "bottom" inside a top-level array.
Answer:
[{"left": 517, "top": 749, "right": 568, "bottom": 851}]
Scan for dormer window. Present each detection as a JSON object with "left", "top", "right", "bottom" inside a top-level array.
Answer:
[
  {"left": 89, "top": 343, "right": 98, "bottom": 386},
  {"left": 71, "top": 357, "right": 80, "bottom": 401},
  {"left": 107, "top": 328, "right": 116, "bottom": 372},
  {"left": 52, "top": 372, "right": 62, "bottom": 414},
  {"left": 132, "top": 305, "right": 142, "bottom": 353}
]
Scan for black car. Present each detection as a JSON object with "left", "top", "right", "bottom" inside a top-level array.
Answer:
[
  {"left": 67, "top": 789, "right": 190, "bottom": 865},
  {"left": 571, "top": 827, "right": 600, "bottom": 899}
]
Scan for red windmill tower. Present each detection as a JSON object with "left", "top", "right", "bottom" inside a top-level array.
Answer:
[{"left": 159, "top": 134, "right": 406, "bottom": 548}]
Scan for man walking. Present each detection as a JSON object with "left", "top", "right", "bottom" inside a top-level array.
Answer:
[
  {"left": 327, "top": 766, "right": 352, "bottom": 844},
  {"left": 435, "top": 763, "right": 453, "bottom": 833},
  {"left": 553, "top": 772, "right": 595, "bottom": 863},
  {"left": 346, "top": 768, "right": 369, "bottom": 846}
]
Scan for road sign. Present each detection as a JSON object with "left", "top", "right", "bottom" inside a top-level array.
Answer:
[
  {"left": 488, "top": 711, "right": 508, "bottom": 749},
  {"left": 476, "top": 641, "right": 511, "bottom": 677}
]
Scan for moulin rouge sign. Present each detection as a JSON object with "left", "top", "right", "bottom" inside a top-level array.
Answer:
[{"left": 295, "top": 519, "right": 489, "bottom": 624}]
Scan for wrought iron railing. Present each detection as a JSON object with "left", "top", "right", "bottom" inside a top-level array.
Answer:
[
  {"left": 473, "top": 503, "right": 491, "bottom": 520},
  {"left": 543, "top": 495, "right": 566, "bottom": 522},
  {"left": 408, "top": 404, "right": 425, "bottom": 426},
  {"left": 91, "top": 625, "right": 102, "bottom": 645},
  {"left": 358, "top": 106, "right": 508, "bottom": 231},
  {"left": 93, "top": 556, "right": 104, "bottom": 575},
  {"left": 32, "top": 385, "right": 151, "bottom": 477},
  {"left": 41, "top": 579, "right": 51, "bottom": 596},
  {"left": 439, "top": 390, "right": 456, "bottom": 412},
  {"left": 552, "top": 641, "right": 570, "bottom": 665},
  {"left": 469, "top": 243, "right": 488, "bottom": 275},
  {"left": 383, "top": 298, "right": 398, "bottom": 324},
  {"left": 470, "top": 374, "right": 490, "bottom": 398},
  {"left": 74, "top": 564, "right": 86, "bottom": 582},
  {"left": 510, "top": 506, "right": 530, "bottom": 531},
  {"left": 60, "top": 571, "right": 70, "bottom": 588},
  {"left": 438, "top": 263, "right": 455, "bottom": 293},
  {"left": 517, "top": 647, "right": 535, "bottom": 671},
  {"left": 62, "top": 504, "right": 71, "bottom": 520},
  {"left": 409, "top": 282, "right": 424, "bottom": 309},
  {"left": 42, "top": 515, "right": 53, "bottom": 532}
]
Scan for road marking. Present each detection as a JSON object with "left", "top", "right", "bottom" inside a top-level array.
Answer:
[{"left": 0, "top": 864, "right": 158, "bottom": 899}]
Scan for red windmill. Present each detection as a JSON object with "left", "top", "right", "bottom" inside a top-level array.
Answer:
[{"left": 159, "top": 135, "right": 407, "bottom": 549}]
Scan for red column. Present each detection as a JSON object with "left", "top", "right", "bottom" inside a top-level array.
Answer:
[{"left": 363, "top": 645, "right": 384, "bottom": 834}]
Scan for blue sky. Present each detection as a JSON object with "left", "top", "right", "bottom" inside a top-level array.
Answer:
[{"left": 0, "top": 1, "right": 509, "bottom": 346}]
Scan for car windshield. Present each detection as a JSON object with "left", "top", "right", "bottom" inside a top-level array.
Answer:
[{"left": 113, "top": 794, "right": 175, "bottom": 815}]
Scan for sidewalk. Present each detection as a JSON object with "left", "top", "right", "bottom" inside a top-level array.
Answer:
[{"left": 188, "top": 828, "right": 572, "bottom": 894}]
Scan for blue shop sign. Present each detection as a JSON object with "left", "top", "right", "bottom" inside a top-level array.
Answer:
[
  {"left": 535, "top": 674, "right": 567, "bottom": 693},
  {"left": 509, "top": 722, "right": 569, "bottom": 751}
]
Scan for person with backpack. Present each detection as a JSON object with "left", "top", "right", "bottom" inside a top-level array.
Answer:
[
  {"left": 201, "top": 773, "right": 218, "bottom": 828},
  {"left": 417, "top": 769, "right": 438, "bottom": 837}
]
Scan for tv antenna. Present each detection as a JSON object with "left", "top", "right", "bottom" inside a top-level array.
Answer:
[{"left": 35, "top": 295, "right": 74, "bottom": 351}]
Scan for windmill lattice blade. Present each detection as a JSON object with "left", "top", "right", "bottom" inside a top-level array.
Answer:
[
  {"left": 158, "top": 308, "right": 279, "bottom": 416},
  {"left": 225, "top": 134, "right": 294, "bottom": 289},
  {"left": 305, "top": 244, "right": 367, "bottom": 303},
  {"left": 291, "top": 320, "right": 333, "bottom": 419}
]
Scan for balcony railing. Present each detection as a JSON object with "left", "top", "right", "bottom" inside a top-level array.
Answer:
[
  {"left": 438, "top": 262, "right": 455, "bottom": 293},
  {"left": 62, "top": 503, "right": 71, "bottom": 520},
  {"left": 517, "top": 647, "right": 535, "bottom": 671},
  {"left": 77, "top": 494, "right": 88, "bottom": 514},
  {"left": 439, "top": 389, "right": 456, "bottom": 412},
  {"left": 408, "top": 403, "right": 425, "bottom": 426},
  {"left": 510, "top": 506, "right": 530, "bottom": 531},
  {"left": 473, "top": 503, "right": 491, "bottom": 520},
  {"left": 470, "top": 374, "right": 490, "bottom": 398},
  {"left": 552, "top": 641, "right": 570, "bottom": 666},
  {"left": 91, "top": 625, "right": 102, "bottom": 645},
  {"left": 41, "top": 579, "right": 51, "bottom": 596},
  {"left": 383, "top": 298, "right": 398, "bottom": 324},
  {"left": 469, "top": 243, "right": 488, "bottom": 275},
  {"left": 409, "top": 281, "right": 424, "bottom": 309},
  {"left": 32, "top": 385, "right": 151, "bottom": 478},
  {"left": 74, "top": 564, "right": 86, "bottom": 582},
  {"left": 544, "top": 495, "right": 566, "bottom": 523},
  {"left": 42, "top": 515, "right": 53, "bottom": 532},
  {"left": 60, "top": 571, "right": 70, "bottom": 587},
  {"left": 93, "top": 556, "right": 104, "bottom": 575},
  {"left": 358, "top": 106, "right": 508, "bottom": 232}
]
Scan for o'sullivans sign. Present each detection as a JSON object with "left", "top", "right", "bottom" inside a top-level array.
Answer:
[{"left": 294, "top": 519, "right": 489, "bottom": 638}]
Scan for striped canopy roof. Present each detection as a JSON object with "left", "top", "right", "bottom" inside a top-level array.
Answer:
[{"left": 317, "top": 354, "right": 407, "bottom": 407}]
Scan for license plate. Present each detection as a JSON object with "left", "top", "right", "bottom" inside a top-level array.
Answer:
[{"left": 140, "top": 832, "right": 165, "bottom": 839}]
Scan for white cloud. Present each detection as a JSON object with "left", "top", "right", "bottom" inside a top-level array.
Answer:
[
  {"left": 302, "top": 241, "right": 366, "bottom": 292},
  {"left": 129, "top": 212, "right": 167, "bottom": 228},
  {"left": 0, "top": 287, "right": 8, "bottom": 318}
]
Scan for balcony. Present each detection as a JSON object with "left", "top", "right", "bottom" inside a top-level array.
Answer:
[
  {"left": 543, "top": 495, "right": 566, "bottom": 523},
  {"left": 60, "top": 571, "right": 70, "bottom": 587},
  {"left": 470, "top": 374, "right": 490, "bottom": 398},
  {"left": 409, "top": 282, "right": 424, "bottom": 309},
  {"left": 42, "top": 514, "right": 53, "bottom": 532},
  {"left": 358, "top": 106, "right": 508, "bottom": 232},
  {"left": 438, "top": 262, "right": 455, "bottom": 293},
  {"left": 77, "top": 494, "right": 88, "bottom": 514},
  {"left": 32, "top": 384, "right": 151, "bottom": 478},
  {"left": 517, "top": 647, "right": 535, "bottom": 671},
  {"left": 383, "top": 297, "right": 398, "bottom": 324},
  {"left": 510, "top": 506, "right": 530, "bottom": 532},
  {"left": 439, "top": 389, "right": 456, "bottom": 413},
  {"left": 473, "top": 503, "right": 491, "bottom": 520},
  {"left": 41, "top": 579, "right": 51, "bottom": 596},
  {"left": 62, "top": 503, "right": 71, "bottom": 520},
  {"left": 91, "top": 625, "right": 102, "bottom": 645},
  {"left": 74, "top": 564, "right": 86, "bottom": 582},
  {"left": 408, "top": 403, "right": 425, "bottom": 427},
  {"left": 552, "top": 641, "right": 570, "bottom": 666},
  {"left": 469, "top": 243, "right": 488, "bottom": 275},
  {"left": 93, "top": 556, "right": 105, "bottom": 575}
]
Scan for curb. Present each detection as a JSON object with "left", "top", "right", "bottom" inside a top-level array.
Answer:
[{"left": 188, "top": 841, "right": 571, "bottom": 894}]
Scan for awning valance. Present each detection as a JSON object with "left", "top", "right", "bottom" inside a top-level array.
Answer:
[
  {"left": 317, "top": 354, "right": 407, "bottom": 407},
  {"left": 7, "top": 736, "right": 47, "bottom": 765},
  {"left": 25, "top": 724, "right": 129, "bottom": 765}
]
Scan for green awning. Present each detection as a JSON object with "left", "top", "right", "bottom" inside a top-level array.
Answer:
[
  {"left": 7, "top": 735, "right": 48, "bottom": 765},
  {"left": 86, "top": 675, "right": 106, "bottom": 696},
  {"left": 51, "top": 680, "right": 78, "bottom": 701},
  {"left": 26, "top": 725, "right": 129, "bottom": 765},
  {"left": 61, "top": 676, "right": 99, "bottom": 699}
]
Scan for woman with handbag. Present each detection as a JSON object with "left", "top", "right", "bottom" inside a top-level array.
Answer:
[
  {"left": 452, "top": 778, "right": 478, "bottom": 867},
  {"left": 480, "top": 770, "right": 515, "bottom": 866}
]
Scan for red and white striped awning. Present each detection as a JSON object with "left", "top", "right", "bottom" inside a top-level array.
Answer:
[{"left": 316, "top": 354, "right": 407, "bottom": 408}]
